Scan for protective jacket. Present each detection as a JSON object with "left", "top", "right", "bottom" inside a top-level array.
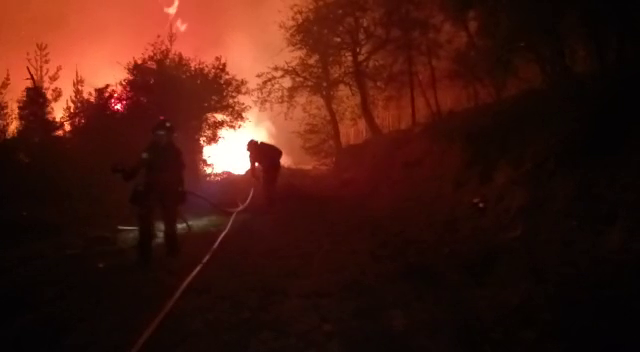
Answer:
[
  {"left": 123, "top": 142, "right": 185, "bottom": 205},
  {"left": 249, "top": 142, "right": 283, "bottom": 169}
]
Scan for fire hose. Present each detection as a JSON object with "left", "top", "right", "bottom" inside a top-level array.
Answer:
[
  {"left": 116, "top": 191, "right": 236, "bottom": 233},
  {"left": 130, "top": 186, "right": 254, "bottom": 352}
]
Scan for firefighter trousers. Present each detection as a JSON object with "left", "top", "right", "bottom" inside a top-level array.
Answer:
[{"left": 137, "top": 200, "right": 180, "bottom": 263}]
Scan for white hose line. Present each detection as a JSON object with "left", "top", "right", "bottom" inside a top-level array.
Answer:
[{"left": 130, "top": 187, "right": 254, "bottom": 352}]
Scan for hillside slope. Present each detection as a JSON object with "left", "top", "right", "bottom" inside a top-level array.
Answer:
[
  {"left": 141, "top": 79, "right": 640, "bottom": 351},
  {"left": 329, "top": 79, "right": 640, "bottom": 351},
  {"left": 5, "top": 78, "right": 639, "bottom": 351}
]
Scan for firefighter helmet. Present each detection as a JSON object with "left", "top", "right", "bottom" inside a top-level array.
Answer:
[{"left": 152, "top": 117, "right": 175, "bottom": 135}]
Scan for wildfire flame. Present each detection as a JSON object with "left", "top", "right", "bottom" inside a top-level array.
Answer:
[
  {"left": 163, "top": 0, "right": 179, "bottom": 16},
  {"left": 202, "top": 114, "right": 275, "bottom": 175},
  {"left": 109, "top": 92, "right": 124, "bottom": 112},
  {"left": 163, "top": 0, "right": 188, "bottom": 33},
  {"left": 175, "top": 18, "right": 188, "bottom": 32}
]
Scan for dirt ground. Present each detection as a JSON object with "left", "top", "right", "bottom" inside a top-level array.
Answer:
[{"left": 2, "top": 168, "right": 638, "bottom": 352}]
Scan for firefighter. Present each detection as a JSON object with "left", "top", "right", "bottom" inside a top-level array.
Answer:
[
  {"left": 113, "top": 118, "right": 186, "bottom": 264},
  {"left": 247, "top": 139, "right": 283, "bottom": 205}
]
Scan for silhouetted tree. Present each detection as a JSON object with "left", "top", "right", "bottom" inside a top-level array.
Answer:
[
  {"left": 66, "top": 85, "right": 131, "bottom": 229},
  {"left": 382, "top": 0, "right": 421, "bottom": 125},
  {"left": 15, "top": 68, "right": 62, "bottom": 145},
  {"left": 6, "top": 67, "right": 67, "bottom": 231},
  {"left": 255, "top": 0, "right": 347, "bottom": 155},
  {"left": 303, "top": 0, "right": 388, "bottom": 136},
  {"left": 441, "top": 0, "right": 638, "bottom": 87},
  {"left": 70, "top": 85, "right": 122, "bottom": 146},
  {"left": 380, "top": 0, "right": 444, "bottom": 120},
  {"left": 295, "top": 97, "right": 340, "bottom": 163},
  {"left": 122, "top": 35, "right": 249, "bottom": 185},
  {"left": 63, "top": 68, "right": 89, "bottom": 129},
  {"left": 572, "top": 1, "right": 637, "bottom": 75},
  {"left": 442, "top": 0, "right": 524, "bottom": 99},
  {"left": 440, "top": 0, "right": 481, "bottom": 105},
  {"left": 0, "top": 71, "right": 11, "bottom": 139},
  {"left": 27, "top": 42, "right": 63, "bottom": 105}
]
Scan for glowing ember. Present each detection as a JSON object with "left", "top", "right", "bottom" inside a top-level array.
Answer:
[
  {"left": 176, "top": 18, "right": 188, "bottom": 32},
  {"left": 163, "top": 0, "right": 179, "bottom": 16},
  {"left": 202, "top": 118, "right": 272, "bottom": 175},
  {"left": 163, "top": 0, "right": 188, "bottom": 33},
  {"left": 109, "top": 93, "right": 124, "bottom": 112}
]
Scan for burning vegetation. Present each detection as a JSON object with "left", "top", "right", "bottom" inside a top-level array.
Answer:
[{"left": 0, "top": 0, "right": 638, "bottom": 350}]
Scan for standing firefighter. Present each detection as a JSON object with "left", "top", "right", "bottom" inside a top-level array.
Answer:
[
  {"left": 247, "top": 139, "right": 283, "bottom": 204},
  {"left": 113, "top": 118, "right": 186, "bottom": 264}
]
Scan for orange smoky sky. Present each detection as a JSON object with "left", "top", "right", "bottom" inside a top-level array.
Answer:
[{"left": 1, "top": 0, "right": 306, "bottom": 162}]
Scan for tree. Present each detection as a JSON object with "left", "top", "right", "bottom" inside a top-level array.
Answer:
[
  {"left": 15, "top": 67, "right": 62, "bottom": 145},
  {"left": 442, "top": 0, "right": 590, "bottom": 87},
  {"left": 63, "top": 68, "right": 89, "bottom": 129},
  {"left": 27, "top": 42, "right": 63, "bottom": 105},
  {"left": 65, "top": 85, "right": 133, "bottom": 228},
  {"left": 571, "top": 0, "right": 637, "bottom": 75},
  {"left": 255, "top": 0, "right": 347, "bottom": 155},
  {"left": 0, "top": 71, "right": 11, "bottom": 139},
  {"left": 122, "top": 35, "right": 249, "bottom": 184},
  {"left": 379, "top": 0, "right": 445, "bottom": 121},
  {"left": 309, "top": 0, "right": 388, "bottom": 136},
  {"left": 10, "top": 68, "right": 66, "bottom": 226},
  {"left": 380, "top": 0, "right": 422, "bottom": 125},
  {"left": 68, "top": 84, "right": 124, "bottom": 152},
  {"left": 295, "top": 97, "right": 341, "bottom": 163},
  {"left": 441, "top": 0, "right": 541, "bottom": 99}
]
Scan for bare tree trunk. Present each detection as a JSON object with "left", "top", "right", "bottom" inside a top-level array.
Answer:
[
  {"left": 351, "top": 50, "right": 382, "bottom": 136},
  {"left": 321, "top": 94, "right": 343, "bottom": 152},
  {"left": 463, "top": 21, "right": 481, "bottom": 107},
  {"left": 416, "top": 72, "right": 434, "bottom": 118},
  {"left": 319, "top": 57, "right": 343, "bottom": 152},
  {"left": 407, "top": 41, "right": 417, "bottom": 127},
  {"left": 425, "top": 45, "right": 442, "bottom": 118}
]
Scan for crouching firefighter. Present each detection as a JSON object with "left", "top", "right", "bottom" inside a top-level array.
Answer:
[
  {"left": 247, "top": 139, "right": 283, "bottom": 204},
  {"left": 113, "top": 118, "right": 186, "bottom": 264}
]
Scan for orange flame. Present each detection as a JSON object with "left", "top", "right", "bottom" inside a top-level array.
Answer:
[
  {"left": 202, "top": 116, "right": 274, "bottom": 175},
  {"left": 109, "top": 93, "right": 124, "bottom": 112},
  {"left": 175, "top": 18, "right": 188, "bottom": 32},
  {"left": 163, "top": 0, "right": 188, "bottom": 33},
  {"left": 163, "top": 0, "right": 179, "bottom": 16}
]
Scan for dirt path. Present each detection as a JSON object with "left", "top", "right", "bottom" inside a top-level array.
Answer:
[
  {"left": 2, "top": 228, "right": 234, "bottom": 351},
  {"left": 7, "top": 177, "right": 634, "bottom": 352},
  {"left": 3, "top": 181, "right": 463, "bottom": 352},
  {"left": 136, "top": 190, "right": 454, "bottom": 352},
  {"left": 141, "top": 194, "right": 359, "bottom": 351},
  {"left": 3, "top": 185, "right": 375, "bottom": 352}
]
